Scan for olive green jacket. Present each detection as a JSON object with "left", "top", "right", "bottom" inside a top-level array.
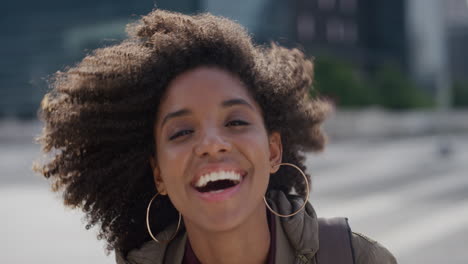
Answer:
[{"left": 116, "top": 191, "right": 397, "bottom": 264}]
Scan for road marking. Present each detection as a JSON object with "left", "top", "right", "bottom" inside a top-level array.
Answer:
[
  {"left": 380, "top": 198, "right": 468, "bottom": 256},
  {"left": 310, "top": 142, "right": 435, "bottom": 194},
  {"left": 313, "top": 169, "right": 468, "bottom": 220},
  {"left": 1, "top": 187, "right": 114, "bottom": 264}
]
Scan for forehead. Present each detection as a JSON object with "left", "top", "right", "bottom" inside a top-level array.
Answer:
[{"left": 158, "top": 67, "right": 256, "bottom": 113}]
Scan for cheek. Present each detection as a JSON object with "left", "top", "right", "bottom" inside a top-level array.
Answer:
[
  {"left": 241, "top": 132, "right": 272, "bottom": 197},
  {"left": 156, "top": 143, "right": 192, "bottom": 185},
  {"left": 238, "top": 130, "right": 271, "bottom": 170},
  {"left": 160, "top": 144, "right": 189, "bottom": 162}
]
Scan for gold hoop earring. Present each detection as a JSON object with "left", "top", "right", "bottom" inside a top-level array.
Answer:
[
  {"left": 263, "top": 162, "right": 310, "bottom": 218},
  {"left": 146, "top": 193, "right": 182, "bottom": 243}
]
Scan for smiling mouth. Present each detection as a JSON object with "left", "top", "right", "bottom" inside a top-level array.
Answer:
[{"left": 193, "top": 171, "right": 243, "bottom": 193}]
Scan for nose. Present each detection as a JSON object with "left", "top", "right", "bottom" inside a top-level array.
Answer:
[{"left": 194, "top": 128, "right": 232, "bottom": 157}]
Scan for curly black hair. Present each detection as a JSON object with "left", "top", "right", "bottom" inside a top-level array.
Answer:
[{"left": 34, "top": 9, "right": 330, "bottom": 255}]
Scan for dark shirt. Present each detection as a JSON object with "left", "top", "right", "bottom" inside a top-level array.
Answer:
[{"left": 182, "top": 211, "right": 276, "bottom": 264}]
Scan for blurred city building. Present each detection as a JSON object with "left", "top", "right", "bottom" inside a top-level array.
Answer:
[
  {"left": 296, "top": 0, "right": 407, "bottom": 73},
  {"left": 446, "top": 0, "right": 468, "bottom": 83},
  {"left": 1, "top": 0, "right": 467, "bottom": 118}
]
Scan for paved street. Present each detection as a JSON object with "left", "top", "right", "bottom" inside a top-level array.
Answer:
[
  {"left": 1, "top": 131, "right": 467, "bottom": 264},
  {"left": 308, "top": 135, "right": 468, "bottom": 264}
]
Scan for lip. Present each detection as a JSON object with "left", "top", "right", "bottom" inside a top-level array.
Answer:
[
  {"left": 191, "top": 174, "right": 245, "bottom": 202},
  {"left": 191, "top": 165, "right": 247, "bottom": 187},
  {"left": 190, "top": 164, "right": 248, "bottom": 202}
]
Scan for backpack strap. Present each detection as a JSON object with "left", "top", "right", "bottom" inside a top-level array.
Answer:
[{"left": 317, "top": 217, "right": 355, "bottom": 264}]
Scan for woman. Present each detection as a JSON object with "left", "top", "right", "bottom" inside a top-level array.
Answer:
[{"left": 35, "top": 9, "right": 397, "bottom": 264}]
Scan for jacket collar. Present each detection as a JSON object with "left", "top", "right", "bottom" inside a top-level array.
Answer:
[
  {"left": 116, "top": 190, "right": 319, "bottom": 264},
  {"left": 267, "top": 190, "right": 319, "bottom": 262},
  {"left": 116, "top": 224, "right": 188, "bottom": 264}
]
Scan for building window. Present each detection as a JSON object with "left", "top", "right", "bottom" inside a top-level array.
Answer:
[
  {"left": 297, "top": 14, "right": 315, "bottom": 41},
  {"left": 344, "top": 22, "right": 358, "bottom": 43},
  {"left": 446, "top": 0, "right": 468, "bottom": 24},
  {"left": 326, "top": 19, "right": 357, "bottom": 43},
  {"left": 340, "top": 0, "right": 356, "bottom": 13},
  {"left": 326, "top": 18, "right": 344, "bottom": 42},
  {"left": 318, "top": 0, "right": 336, "bottom": 10}
]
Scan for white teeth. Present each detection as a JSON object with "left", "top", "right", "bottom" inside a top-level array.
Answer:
[{"left": 194, "top": 171, "right": 241, "bottom": 188}]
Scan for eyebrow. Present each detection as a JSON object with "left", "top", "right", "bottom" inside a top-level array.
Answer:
[
  {"left": 160, "top": 98, "right": 255, "bottom": 128},
  {"left": 221, "top": 98, "right": 254, "bottom": 110}
]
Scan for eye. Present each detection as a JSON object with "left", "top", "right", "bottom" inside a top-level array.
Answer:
[
  {"left": 169, "top": 129, "right": 193, "bottom": 140},
  {"left": 226, "top": 120, "right": 250, "bottom": 127}
]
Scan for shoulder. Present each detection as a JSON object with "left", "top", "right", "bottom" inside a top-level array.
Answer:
[
  {"left": 351, "top": 232, "right": 398, "bottom": 264},
  {"left": 114, "top": 226, "right": 187, "bottom": 264},
  {"left": 115, "top": 250, "right": 130, "bottom": 264},
  {"left": 114, "top": 241, "right": 165, "bottom": 264}
]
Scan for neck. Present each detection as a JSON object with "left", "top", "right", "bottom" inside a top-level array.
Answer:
[{"left": 184, "top": 205, "right": 271, "bottom": 264}]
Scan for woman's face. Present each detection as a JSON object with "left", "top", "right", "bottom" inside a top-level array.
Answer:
[{"left": 150, "top": 66, "right": 282, "bottom": 232}]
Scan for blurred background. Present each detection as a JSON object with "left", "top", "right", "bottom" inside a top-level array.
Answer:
[{"left": 1, "top": 0, "right": 467, "bottom": 263}]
